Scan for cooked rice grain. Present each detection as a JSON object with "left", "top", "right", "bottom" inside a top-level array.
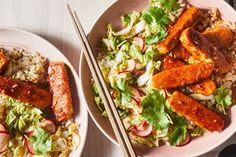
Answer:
[{"left": 3, "top": 48, "right": 49, "bottom": 85}]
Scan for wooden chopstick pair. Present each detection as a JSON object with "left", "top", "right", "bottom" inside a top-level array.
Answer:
[{"left": 67, "top": 4, "right": 137, "bottom": 157}]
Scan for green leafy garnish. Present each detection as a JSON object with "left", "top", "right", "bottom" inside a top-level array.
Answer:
[
  {"left": 30, "top": 127, "right": 52, "bottom": 155},
  {"left": 169, "top": 117, "right": 188, "bottom": 146},
  {"left": 116, "top": 77, "right": 132, "bottom": 102},
  {"left": 214, "top": 86, "right": 232, "bottom": 114},
  {"left": 4, "top": 97, "right": 42, "bottom": 132},
  {"left": 142, "top": 90, "right": 171, "bottom": 130},
  {"left": 145, "top": 29, "right": 168, "bottom": 45},
  {"left": 142, "top": 7, "right": 170, "bottom": 44}
]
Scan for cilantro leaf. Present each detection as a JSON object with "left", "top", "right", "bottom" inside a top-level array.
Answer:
[
  {"left": 214, "top": 86, "right": 232, "bottom": 114},
  {"left": 30, "top": 127, "right": 52, "bottom": 155},
  {"left": 142, "top": 90, "right": 171, "bottom": 130},
  {"left": 169, "top": 117, "right": 188, "bottom": 146},
  {"left": 145, "top": 29, "right": 168, "bottom": 45},
  {"left": 142, "top": 7, "right": 170, "bottom": 44}
]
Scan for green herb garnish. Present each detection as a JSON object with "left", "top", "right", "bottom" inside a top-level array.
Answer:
[
  {"left": 142, "top": 90, "right": 171, "bottom": 130},
  {"left": 214, "top": 86, "right": 232, "bottom": 114}
]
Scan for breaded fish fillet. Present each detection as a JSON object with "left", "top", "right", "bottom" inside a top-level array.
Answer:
[
  {"left": 169, "top": 91, "right": 224, "bottom": 132},
  {"left": 0, "top": 76, "right": 52, "bottom": 108},
  {"left": 202, "top": 27, "right": 234, "bottom": 48},
  {"left": 157, "top": 7, "right": 202, "bottom": 54},
  {"left": 48, "top": 62, "right": 73, "bottom": 122},
  {"left": 180, "top": 27, "right": 232, "bottom": 74},
  {"left": 152, "top": 63, "right": 213, "bottom": 89}
]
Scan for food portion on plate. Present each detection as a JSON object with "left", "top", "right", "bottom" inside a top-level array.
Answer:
[
  {"left": 0, "top": 48, "right": 80, "bottom": 156},
  {"left": 92, "top": 0, "right": 236, "bottom": 147}
]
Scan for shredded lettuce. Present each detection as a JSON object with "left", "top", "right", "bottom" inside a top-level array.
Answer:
[
  {"left": 30, "top": 127, "right": 52, "bottom": 155},
  {"left": 4, "top": 97, "right": 42, "bottom": 132}
]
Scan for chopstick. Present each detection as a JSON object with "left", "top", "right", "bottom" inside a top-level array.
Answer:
[{"left": 67, "top": 4, "right": 137, "bottom": 157}]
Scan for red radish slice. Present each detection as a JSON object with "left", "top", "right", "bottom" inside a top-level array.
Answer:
[
  {"left": 176, "top": 132, "right": 191, "bottom": 147},
  {"left": 125, "top": 59, "right": 136, "bottom": 72},
  {"left": 0, "top": 132, "right": 10, "bottom": 154},
  {"left": 118, "top": 59, "right": 136, "bottom": 74},
  {"left": 137, "top": 72, "right": 150, "bottom": 87},
  {"left": 130, "top": 121, "right": 153, "bottom": 137},
  {"left": 111, "top": 90, "right": 116, "bottom": 99},
  {"left": 130, "top": 87, "right": 142, "bottom": 104},
  {"left": 133, "top": 37, "right": 145, "bottom": 52},
  {"left": 39, "top": 119, "right": 56, "bottom": 134},
  {"left": 24, "top": 137, "right": 35, "bottom": 155},
  {"left": 132, "top": 70, "right": 145, "bottom": 75},
  {"left": 0, "top": 123, "right": 7, "bottom": 132}
]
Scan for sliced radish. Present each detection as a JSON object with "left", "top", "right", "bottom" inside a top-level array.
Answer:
[
  {"left": 114, "top": 25, "right": 133, "bottom": 36},
  {"left": 111, "top": 90, "right": 116, "bottom": 99},
  {"left": 39, "top": 119, "right": 56, "bottom": 134},
  {"left": 176, "top": 132, "right": 191, "bottom": 147},
  {"left": 137, "top": 72, "right": 150, "bottom": 87},
  {"left": 24, "top": 137, "right": 35, "bottom": 155},
  {"left": 0, "top": 123, "right": 7, "bottom": 133},
  {"left": 131, "top": 21, "right": 146, "bottom": 36},
  {"left": 130, "top": 87, "right": 142, "bottom": 104},
  {"left": 133, "top": 37, "right": 145, "bottom": 52},
  {"left": 129, "top": 109, "right": 138, "bottom": 117},
  {"left": 0, "top": 132, "right": 10, "bottom": 154},
  {"left": 132, "top": 70, "right": 145, "bottom": 75},
  {"left": 118, "top": 59, "right": 136, "bottom": 74},
  {"left": 125, "top": 59, "right": 136, "bottom": 72},
  {"left": 129, "top": 121, "right": 153, "bottom": 137}
]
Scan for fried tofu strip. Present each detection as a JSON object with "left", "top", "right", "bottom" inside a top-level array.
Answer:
[
  {"left": 202, "top": 27, "right": 234, "bottom": 48},
  {"left": 189, "top": 79, "right": 216, "bottom": 96},
  {"left": 0, "top": 76, "right": 52, "bottom": 108},
  {"left": 169, "top": 91, "right": 224, "bottom": 132},
  {"left": 173, "top": 27, "right": 234, "bottom": 61},
  {"left": 152, "top": 63, "right": 213, "bottom": 89},
  {"left": 48, "top": 62, "right": 73, "bottom": 122},
  {"left": 0, "top": 49, "right": 9, "bottom": 73},
  {"left": 180, "top": 28, "right": 232, "bottom": 74},
  {"left": 157, "top": 7, "right": 202, "bottom": 54},
  {"left": 172, "top": 43, "right": 191, "bottom": 61},
  {"left": 161, "top": 56, "right": 184, "bottom": 70}
]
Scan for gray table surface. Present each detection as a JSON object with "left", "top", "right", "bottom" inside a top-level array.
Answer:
[{"left": 0, "top": 0, "right": 235, "bottom": 156}]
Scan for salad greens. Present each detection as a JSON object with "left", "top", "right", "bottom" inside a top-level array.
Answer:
[
  {"left": 214, "top": 86, "right": 232, "bottom": 114},
  {"left": 0, "top": 96, "right": 80, "bottom": 157},
  {"left": 141, "top": 90, "right": 171, "bottom": 130},
  {"left": 93, "top": 0, "right": 233, "bottom": 148},
  {"left": 168, "top": 117, "right": 187, "bottom": 146},
  {"left": 30, "top": 127, "right": 52, "bottom": 155},
  {"left": 4, "top": 97, "right": 42, "bottom": 132}
]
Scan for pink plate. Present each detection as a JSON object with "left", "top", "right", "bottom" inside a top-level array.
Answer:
[
  {"left": 0, "top": 26, "right": 88, "bottom": 157},
  {"left": 79, "top": 0, "right": 236, "bottom": 156}
]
